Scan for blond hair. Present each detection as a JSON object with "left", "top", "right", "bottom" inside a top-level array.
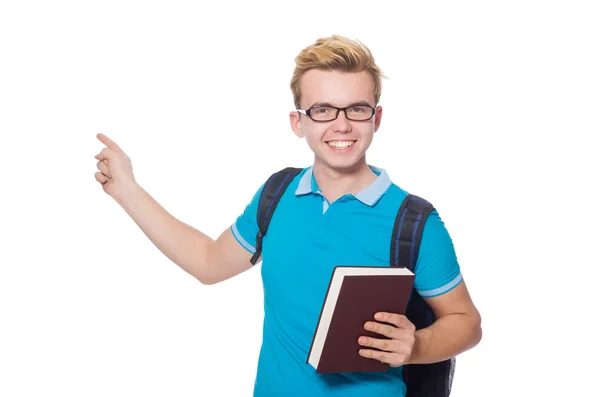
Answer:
[{"left": 290, "top": 34, "right": 386, "bottom": 109}]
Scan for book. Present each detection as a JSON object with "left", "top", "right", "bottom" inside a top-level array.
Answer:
[{"left": 307, "top": 266, "right": 415, "bottom": 374}]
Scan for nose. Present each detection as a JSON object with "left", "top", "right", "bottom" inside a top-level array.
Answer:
[{"left": 332, "top": 109, "right": 352, "bottom": 133}]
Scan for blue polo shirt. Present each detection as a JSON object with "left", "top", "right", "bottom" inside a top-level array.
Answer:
[{"left": 231, "top": 165, "right": 463, "bottom": 397}]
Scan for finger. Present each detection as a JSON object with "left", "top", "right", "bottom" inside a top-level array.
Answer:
[
  {"left": 374, "top": 312, "right": 414, "bottom": 330},
  {"left": 96, "top": 133, "right": 124, "bottom": 153},
  {"left": 97, "top": 160, "right": 111, "bottom": 178},
  {"left": 95, "top": 171, "right": 108, "bottom": 183},
  {"left": 358, "top": 335, "right": 398, "bottom": 353},
  {"left": 358, "top": 348, "right": 405, "bottom": 367},
  {"left": 364, "top": 320, "right": 399, "bottom": 338},
  {"left": 95, "top": 147, "right": 116, "bottom": 162},
  {"left": 94, "top": 153, "right": 109, "bottom": 166}
]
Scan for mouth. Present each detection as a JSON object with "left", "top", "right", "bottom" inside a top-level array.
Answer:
[{"left": 324, "top": 140, "right": 357, "bottom": 151}]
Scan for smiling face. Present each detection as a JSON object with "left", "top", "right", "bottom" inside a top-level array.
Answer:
[{"left": 290, "top": 69, "right": 383, "bottom": 174}]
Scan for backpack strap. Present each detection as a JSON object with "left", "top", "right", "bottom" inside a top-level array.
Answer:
[
  {"left": 390, "top": 194, "right": 435, "bottom": 270},
  {"left": 250, "top": 167, "right": 304, "bottom": 265},
  {"left": 390, "top": 194, "right": 455, "bottom": 397}
]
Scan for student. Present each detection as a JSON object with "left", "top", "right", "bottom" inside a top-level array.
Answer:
[{"left": 94, "top": 34, "right": 482, "bottom": 396}]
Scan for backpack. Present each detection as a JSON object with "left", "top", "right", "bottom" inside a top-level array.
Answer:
[{"left": 249, "top": 167, "right": 455, "bottom": 397}]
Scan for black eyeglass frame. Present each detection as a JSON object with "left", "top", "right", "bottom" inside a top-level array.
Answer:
[{"left": 296, "top": 104, "right": 377, "bottom": 122}]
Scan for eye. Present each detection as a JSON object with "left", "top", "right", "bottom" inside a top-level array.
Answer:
[{"left": 314, "top": 107, "right": 334, "bottom": 114}]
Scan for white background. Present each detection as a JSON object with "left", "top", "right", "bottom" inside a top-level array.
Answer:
[{"left": 1, "top": 1, "right": 598, "bottom": 396}]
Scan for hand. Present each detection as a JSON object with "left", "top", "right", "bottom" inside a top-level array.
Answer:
[
  {"left": 94, "top": 133, "right": 138, "bottom": 199},
  {"left": 358, "top": 312, "right": 416, "bottom": 367}
]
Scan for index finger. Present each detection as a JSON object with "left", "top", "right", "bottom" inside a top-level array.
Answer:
[
  {"left": 96, "top": 133, "right": 123, "bottom": 153},
  {"left": 374, "top": 312, "right": 413, "bottom": 329}
]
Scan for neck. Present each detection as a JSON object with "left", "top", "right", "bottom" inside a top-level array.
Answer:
[{"left": 312, "top": 158, "right": 378, "bottom": 201}]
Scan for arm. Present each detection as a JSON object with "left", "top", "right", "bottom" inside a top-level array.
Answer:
[
  {"left": 94, "top": 133, "right": 255, "bottom": 285},
  {"left": 358, "top": 210, "right": 481, "bottom": 365},
  {"left": 407, "top": 209, "right": 482, "bottom": 363},
  {"left": 116, "top": 183, "right": 255, "bottom": 285},
  {"left": 358, "top": 280, "right": 481, "bottom": 366},
  {"left": 408, "top": 280, "right": 482, "bottom": 364}
]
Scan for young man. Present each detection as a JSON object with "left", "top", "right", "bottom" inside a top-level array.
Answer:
[{"left": 94, "top": 35, "right": 482, "bottom": 396}]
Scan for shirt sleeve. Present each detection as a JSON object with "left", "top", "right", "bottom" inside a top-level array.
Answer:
[
  {"left": 413, "top": 209, "right": 464, "bottom": 298},
  {"left": 230, "top": 183, "right": 265, "bottom": 254}
]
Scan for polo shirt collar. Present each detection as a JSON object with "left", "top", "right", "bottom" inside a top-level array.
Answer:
[{"left": 295, "top": 165, "right": 392, "bottom": 206}]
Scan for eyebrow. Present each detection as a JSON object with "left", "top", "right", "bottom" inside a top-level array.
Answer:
[{"left": 309, "top": 101, "right": 374, "bottom": 108}]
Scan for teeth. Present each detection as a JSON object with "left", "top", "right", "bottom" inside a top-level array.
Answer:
[{"left": 328, "top": 141, "right": 354, "bottom": 148}]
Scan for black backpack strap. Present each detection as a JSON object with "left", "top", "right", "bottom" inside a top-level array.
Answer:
[
  {"left": 390, "top": 194, "right": 455, "bottom": 397},
  {"left": 249, "top": 167, "right": 303, "bottom": 265},
  {"left": 390, "top": 194, "right": 435, "bottom": 270}
]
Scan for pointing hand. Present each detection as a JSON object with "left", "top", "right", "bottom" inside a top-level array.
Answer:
[{"left": 94, "top": 133, "right": 138, "bottom": 200}]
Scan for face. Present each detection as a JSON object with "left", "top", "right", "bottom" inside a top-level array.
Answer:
[{"left": 290, "top": 69, "right": 383, "bottom": 173}]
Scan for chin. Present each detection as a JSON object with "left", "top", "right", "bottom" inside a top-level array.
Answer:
[{"left": 316, "top": 154, "right": 365, "bottom": 173}]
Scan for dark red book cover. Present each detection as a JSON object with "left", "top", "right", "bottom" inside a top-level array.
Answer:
[{"left": 307, "top": 267, "right": 415, "bottom": 373}]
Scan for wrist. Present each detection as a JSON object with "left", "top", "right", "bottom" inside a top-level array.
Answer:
[
  {"left": 406, "top": 328, "right": 432, "bottom": 365},
  {"left": 114, "top": 182, "right": 143, "bottom": 208}
]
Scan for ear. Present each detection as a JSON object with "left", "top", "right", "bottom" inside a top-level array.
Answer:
[
  {"left": 373, "top": 106, "right": 383, "bottom": 133},
  {"left": 290, "top": 111, "right": 304, "bottom": 138}
]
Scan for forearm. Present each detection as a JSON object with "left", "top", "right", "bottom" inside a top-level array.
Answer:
[
  {"left": 115, "top": 183, "right": 213, "bottom": 278},
  {"left": 408, "top": 312, "right": 482, "bottom": 365}
]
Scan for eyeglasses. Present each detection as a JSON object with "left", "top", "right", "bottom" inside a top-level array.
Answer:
[{"left": 296, "top": 104, "right": 376, "bottom": 122}]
